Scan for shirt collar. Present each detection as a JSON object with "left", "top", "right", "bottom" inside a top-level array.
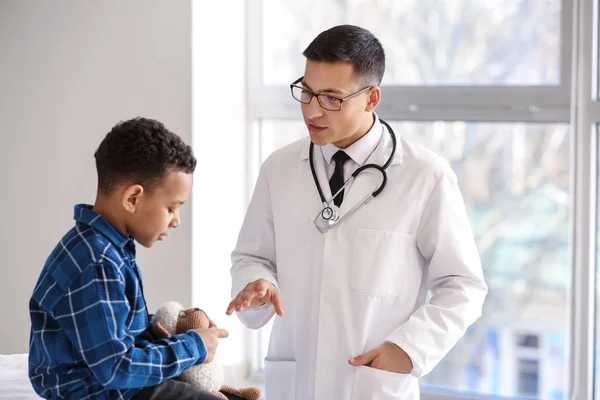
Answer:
[
  {"left": 74, "top": 204, "right": 133, "bottom": 250},
  {"left": 320, "top": 113, "right": 383, "bottom": 166}
]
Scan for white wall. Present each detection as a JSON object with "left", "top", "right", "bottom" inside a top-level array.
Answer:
[
  {"left": 191, "top": 0, "right": 250, "bottom": 373},
  {"left": 0, "top": 0, "right": 194, "bottom": 354}
]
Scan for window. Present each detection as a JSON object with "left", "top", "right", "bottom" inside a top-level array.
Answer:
[
  {"left": 515, "top": 333, "right": 541, "bottom": 397},
  {"left": 517, "top": 359, "right": 540, "bottom": 397},
  {"left": 517, "top": 334, "right": 540, "bottom": 349},
  {"left": 240, "top": 0, "right": 600, "bottom": 399},
  {"left": 262, "top": 0, "right": 562, "bottom": 86}
]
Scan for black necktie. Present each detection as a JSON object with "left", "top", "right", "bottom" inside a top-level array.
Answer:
[{"left": 329, "top": 151, "right": 351, "bottom": 207}]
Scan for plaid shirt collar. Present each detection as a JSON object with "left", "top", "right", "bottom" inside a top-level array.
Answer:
[{"left": 73, "top": 204, "right": 135, "bottom": 255}]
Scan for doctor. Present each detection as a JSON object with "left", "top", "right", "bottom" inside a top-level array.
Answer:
[{"left": 226, "top": 25, "right": 487, "bottom": 399}]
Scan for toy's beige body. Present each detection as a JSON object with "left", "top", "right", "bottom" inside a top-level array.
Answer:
[
  {"left": 152, "top": 301, "right": 261, "bottom": 400},
  {"left": 179, "top": 355, "right": 224, "bottom": 393}
]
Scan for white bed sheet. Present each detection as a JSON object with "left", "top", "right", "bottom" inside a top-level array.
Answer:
[
  {"left": 1, "top": 354, "right": 265, "bottom": 399},
  {"left": 0, "top": 354, "right": 40, "bottom": 399}
]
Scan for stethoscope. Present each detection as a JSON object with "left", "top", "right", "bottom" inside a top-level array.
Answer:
[{"left": 309, "top": 119, "right": 397, "bottom": 234}]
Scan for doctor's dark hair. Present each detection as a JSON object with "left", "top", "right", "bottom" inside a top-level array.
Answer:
[
  {"left": 94, "top": 117, "right": 196, "bottom": 194},
  {"left": 303, "top": 25, "right": 385, "bottom": 85}
]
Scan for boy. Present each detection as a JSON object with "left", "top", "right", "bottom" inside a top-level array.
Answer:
[{"left": 29, "top": 118, "right": 228, "bottom": 400}]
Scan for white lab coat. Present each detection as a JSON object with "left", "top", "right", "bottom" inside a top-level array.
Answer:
[{"left": 230, "top": 121, "right": 487, "bottom": 400}]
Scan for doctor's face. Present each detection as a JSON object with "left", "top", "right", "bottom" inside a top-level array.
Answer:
[{"left": 299, "top": 60, "right": 380, "bottom": 148}]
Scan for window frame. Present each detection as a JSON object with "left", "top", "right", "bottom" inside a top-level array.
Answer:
[{"left": 569, "top": 0, "right": 598, "bottom": 399}]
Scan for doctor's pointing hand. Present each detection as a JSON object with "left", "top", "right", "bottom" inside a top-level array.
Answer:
[{"left": 226, "top": 279, "right": 284, "bottom": 317}]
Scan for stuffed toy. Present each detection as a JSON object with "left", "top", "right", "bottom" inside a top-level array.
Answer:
[{"left": 152, "top": 301, "right": 262, "bottom": 400}]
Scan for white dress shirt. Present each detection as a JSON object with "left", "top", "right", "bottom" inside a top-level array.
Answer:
[{"left": 320, "top": 113, "right": 384, "bottom": 181}]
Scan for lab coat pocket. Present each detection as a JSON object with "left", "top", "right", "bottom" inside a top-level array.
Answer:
[
  {"left": 351, "top": 366, "right": 418, "bottom": 400},
  {"left": 264, "top": 359, "right": 296, "bottom": 400},
  {"left": 350, "top": 228, "right": 415, "bottom": 297}
]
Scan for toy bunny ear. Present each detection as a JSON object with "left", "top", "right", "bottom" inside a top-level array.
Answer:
[
  {"left": 154, "top": 301, "right": 183, "bottom": 335},
  {"left": 152, "top": 320, "right": 172, "bottom": 339}
]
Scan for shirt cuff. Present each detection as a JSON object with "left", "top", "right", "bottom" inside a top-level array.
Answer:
[
  {"left": 237, "top": 303, "right": 276, "bottom": 329},
  {"left": 182, "top": 330, "right": 208, "bottom": 365}
]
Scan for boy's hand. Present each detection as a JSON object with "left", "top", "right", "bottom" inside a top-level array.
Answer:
[
  {"left": 192, "top": 328, "right": 229, "bottom": 363},
  {"left": 226, "top": 279, "right": 284, "bottom": 316}
]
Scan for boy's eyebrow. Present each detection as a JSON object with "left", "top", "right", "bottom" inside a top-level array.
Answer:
[
  {"left": 172, "top": 200, "right": 185, "bottom": 206},
  {"left": 301, "top": 80, "right": 344, "bottom": 95}
]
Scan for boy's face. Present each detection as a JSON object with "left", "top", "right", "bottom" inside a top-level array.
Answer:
[
  {"left": 300, "top": 60, "right": 379, "bottom": 148},
  {"left": 124, "top": 169, "right": 193, "bottom": 248}
]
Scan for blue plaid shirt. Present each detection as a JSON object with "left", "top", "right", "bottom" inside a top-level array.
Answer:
[{"left": 29, "top": 204, "right": 207, "bottom": 399}]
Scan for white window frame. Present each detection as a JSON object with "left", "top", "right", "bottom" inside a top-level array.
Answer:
[
  {"left": 570, "top": 0, "right": 597, "bottom": 399},
  {"left": 242, "top": 0, "right": 598, "bottom": 399}
]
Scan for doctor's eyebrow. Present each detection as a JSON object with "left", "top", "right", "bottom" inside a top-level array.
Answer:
[{"left": 301, "top": 81, "right": 344, "bottom": 95}]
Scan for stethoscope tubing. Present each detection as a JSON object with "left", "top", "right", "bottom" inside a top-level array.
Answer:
[{"left": 309, "top": 118, "right": 397, "bottom": 206}]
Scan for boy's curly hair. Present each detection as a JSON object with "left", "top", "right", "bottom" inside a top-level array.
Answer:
[{"left": 94, "top": 117, "right": 196, "bottom": 194}]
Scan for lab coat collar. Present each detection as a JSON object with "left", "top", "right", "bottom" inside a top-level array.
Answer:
[{"left": 300, "top": 113, "right": 402, "bottom": 166}]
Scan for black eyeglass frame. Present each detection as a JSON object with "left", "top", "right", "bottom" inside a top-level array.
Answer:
[{"left": 289, "top": 76, "right": 374, "bottom": 111}]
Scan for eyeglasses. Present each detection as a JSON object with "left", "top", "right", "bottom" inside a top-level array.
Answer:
[{"left": 289, "top": 76, "right": 373, "bottom": 111}]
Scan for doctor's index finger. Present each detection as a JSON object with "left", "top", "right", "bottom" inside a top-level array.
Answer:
[
  {"left": 225, "top": 294, "right": 244, "bottom": 315},
  {"left": 225, "top": 302, "right": 236, "bottom": 315},
  {"left": 225, "top": 288, "right": 257, "bottom": 314}
]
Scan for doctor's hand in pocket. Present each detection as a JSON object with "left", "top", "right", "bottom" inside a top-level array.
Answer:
[
  {"left": 348, "top": 342, "right": 413, "bottom": 374},
  {"left": 225, "top": 279, "right": 284, "bottom": 316}
]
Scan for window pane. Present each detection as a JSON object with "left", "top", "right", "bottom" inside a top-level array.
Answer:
[
  {"left": 252, "top": 120, "right": 571, "bottom": 399},
  {"left": 517, "top": 359, "right": 540, "bottom": 396},
  {"left": 517, "top": 334, "right": 540, "bottom": 349},
  {"left": 263, "top": 0, "right": 561, "bottom": 86}
]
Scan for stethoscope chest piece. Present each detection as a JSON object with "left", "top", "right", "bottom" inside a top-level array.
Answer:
[
  {"left": 313, "top": 205, "right": 341, "bottom": 234},
  {"left": 321, "top": 206, "right": 339, "bottom": 224}
]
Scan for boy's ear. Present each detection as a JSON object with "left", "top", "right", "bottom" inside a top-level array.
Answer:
[{"left": 122, "top": 184, "right": 144, "bottom": 213}]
